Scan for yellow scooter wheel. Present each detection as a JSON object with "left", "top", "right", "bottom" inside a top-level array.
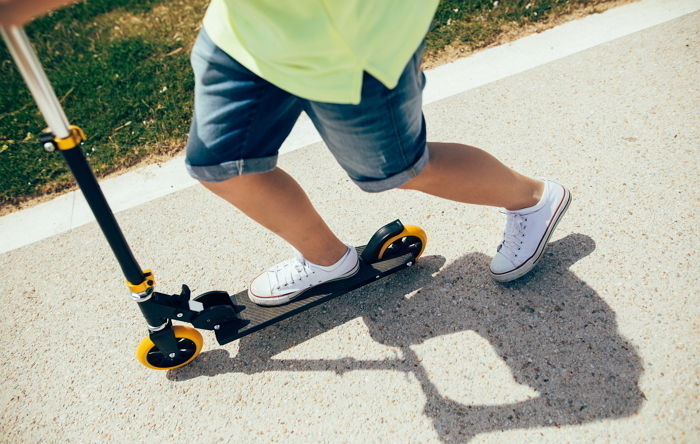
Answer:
[
  {"left": 135, "top": 325, "right": 203, "bottom": 370},
  {"left": 377, "top": 225, "right": 427, "bottom": 261}
]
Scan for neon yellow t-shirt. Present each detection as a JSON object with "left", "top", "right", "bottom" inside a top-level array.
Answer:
[{"left": 202, "top": 0, "right": 439, "bottom": 104}]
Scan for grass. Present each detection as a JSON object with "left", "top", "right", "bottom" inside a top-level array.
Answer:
[{"left": 0, "top": 0, "right": 626, "bottom": 212}]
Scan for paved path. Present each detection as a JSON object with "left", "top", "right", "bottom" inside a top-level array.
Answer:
[{"left": 1, "top": 4, "right": 698, "bottom": 443}]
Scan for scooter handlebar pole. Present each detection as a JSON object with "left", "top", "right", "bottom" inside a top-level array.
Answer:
[
  {"left": 0, "top": 25, "right": 71, "bottom": 139},
  {"left": 1, "top": 25, "right": 149, "bottom": 288}
]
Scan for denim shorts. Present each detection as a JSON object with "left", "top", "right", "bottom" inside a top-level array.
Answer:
[{"left": 185, "top": 29, "right": 429, "bottom": 192}]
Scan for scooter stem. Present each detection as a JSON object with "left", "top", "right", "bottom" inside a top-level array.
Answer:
[
  {"left": 2, "top": 25, "right": 248, "bottom": 367},
  {"left": 1, "top": 26, "right": 71, "bottom": 139},
  {"left": 1, "top": 25, "right": 147, "bottom": 287}
]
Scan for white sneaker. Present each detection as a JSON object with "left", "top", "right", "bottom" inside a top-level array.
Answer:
[
  {"left": 490, "top": 179, "right": 571, "bottom": 282},
  {"left": 248, "top": 245, "right": 360, "bottom": 306}
]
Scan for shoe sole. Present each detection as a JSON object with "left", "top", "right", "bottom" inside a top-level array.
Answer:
[
  {"left": 490, "top": 187, "right": 572, "bottom": 283},
  {"left": 248, "top": 260, "right": 361, "bottom": 306}
]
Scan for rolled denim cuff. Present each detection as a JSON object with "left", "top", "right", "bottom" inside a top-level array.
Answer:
[
  {"left": 351, "top": 144, "right": 429, "bottom": 193},
  {"left": 185, "top": 154, "right": 278, "bottom": 182}
]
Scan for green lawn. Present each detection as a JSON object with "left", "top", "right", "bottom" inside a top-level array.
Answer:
[{"left": 0, "top": 0, "right": 620, "bottom": 211}]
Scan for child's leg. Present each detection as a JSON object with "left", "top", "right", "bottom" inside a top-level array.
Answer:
[
  {"left": 399, "top": 142, "right": 544, "bottom": 211},
  {"left": 186, "top": 29, "right": 359, "bottom": 305},
  {"left": 201, "top": 168, "right": 347, "bottom": 267}
]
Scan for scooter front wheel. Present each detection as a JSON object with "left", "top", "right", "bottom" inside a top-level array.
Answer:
[
  {"left": 135, "top": 325, "right": 203, "bottom": 370},
  {"left": 377, "top": 225, "right": 427, "bottom": 261}
]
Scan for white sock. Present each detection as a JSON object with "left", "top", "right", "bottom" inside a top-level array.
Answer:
[{"left": 312, "top": 246, "right": 354, "bottom": 271}]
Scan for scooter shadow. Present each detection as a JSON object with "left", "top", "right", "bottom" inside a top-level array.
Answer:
[
  {"left": 168, "top": 234, "right": 644, "bottom": 442},
  {"left": 169, "top": 253, "right": 448, "bottom": 377}
]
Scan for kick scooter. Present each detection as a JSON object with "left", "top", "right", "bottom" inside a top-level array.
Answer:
[{"left": 2, "top": 26, "right": 428, "bottom": 370}]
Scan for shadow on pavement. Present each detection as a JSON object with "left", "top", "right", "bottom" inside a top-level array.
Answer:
[{"left": 168, "top": 234, "right": 644, "bottom": 441}]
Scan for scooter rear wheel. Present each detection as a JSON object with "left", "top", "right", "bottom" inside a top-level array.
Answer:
[
  {"left": 377, "top": 225, "right": 427, "bottom": 261},
  {"left": 135, "top": 325, "right": 203, "bottom": 370}
]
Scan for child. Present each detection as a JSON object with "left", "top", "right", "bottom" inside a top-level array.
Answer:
[{"left": 2, "top": 0, "right": 571, "bottom": 307}]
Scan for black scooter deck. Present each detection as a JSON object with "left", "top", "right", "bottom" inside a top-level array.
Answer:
[{"left": 214, "top": 246, "right": 414, "bottom": 345}]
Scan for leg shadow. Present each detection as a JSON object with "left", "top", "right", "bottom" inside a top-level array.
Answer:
[{"left": 363, "top": 233, "right": 644, "bottom": 441}]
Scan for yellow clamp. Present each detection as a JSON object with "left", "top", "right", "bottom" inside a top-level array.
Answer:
[
  {"left": 54, "top": 125, "right": 87, "bottom": 150},
  {"left": 126, "top": 269, "right": 155, "bottom": 294}
]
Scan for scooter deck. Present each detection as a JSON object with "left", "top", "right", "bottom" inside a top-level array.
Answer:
[{"left": 214, "top": 246, "right": 414, "bottom": 345}]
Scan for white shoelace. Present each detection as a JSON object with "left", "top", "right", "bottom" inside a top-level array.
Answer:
[
  {"left": 269, "top": 251, "right": 316, "bottom": 291},
  {"left": 498, "top": 211, "right": 528, "bottom": 259}
]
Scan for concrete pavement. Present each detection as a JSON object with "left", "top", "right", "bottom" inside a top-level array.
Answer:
[{"left": 1, "top": 4, "right": 698, "bottom": 443}]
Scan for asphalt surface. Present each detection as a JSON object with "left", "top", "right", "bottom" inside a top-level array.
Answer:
[{"left": 1, "top": 9, "right": 698, "bottom": 443}]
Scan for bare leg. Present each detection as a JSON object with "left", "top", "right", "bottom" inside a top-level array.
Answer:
[
  {"left": 400, "top": 142, "right": 544, "bottom": 211},
  {"left": 201, "top": 167, "right": 347, "bottom": 266},
  {"left": 204, "top": 143, "right": 542, "bottom": 265}
]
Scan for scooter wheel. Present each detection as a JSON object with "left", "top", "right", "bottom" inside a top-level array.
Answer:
[
  {"left": 135, "top": 325, "right": 203, "bottom": 370},
  {"left": 377, "top": 225, "right": 427, "bottom": 261}
]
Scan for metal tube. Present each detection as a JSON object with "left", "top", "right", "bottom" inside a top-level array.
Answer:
[
  {"left": 2, "top": 25, "right": 147, "bottom": 286},
  {"left": 0, "top": 26, "right": 71, "bottom": 138},
  {"left": 61, "top": 148, "right": 146, "bottom": 285}
]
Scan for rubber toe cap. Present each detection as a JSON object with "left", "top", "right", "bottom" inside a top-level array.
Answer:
[
  {"left": 249, "top": 272, "right": 272, "bottom": 297},
  {"left": 489, "top": 252, "right": 516, "bottom": 276}
]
